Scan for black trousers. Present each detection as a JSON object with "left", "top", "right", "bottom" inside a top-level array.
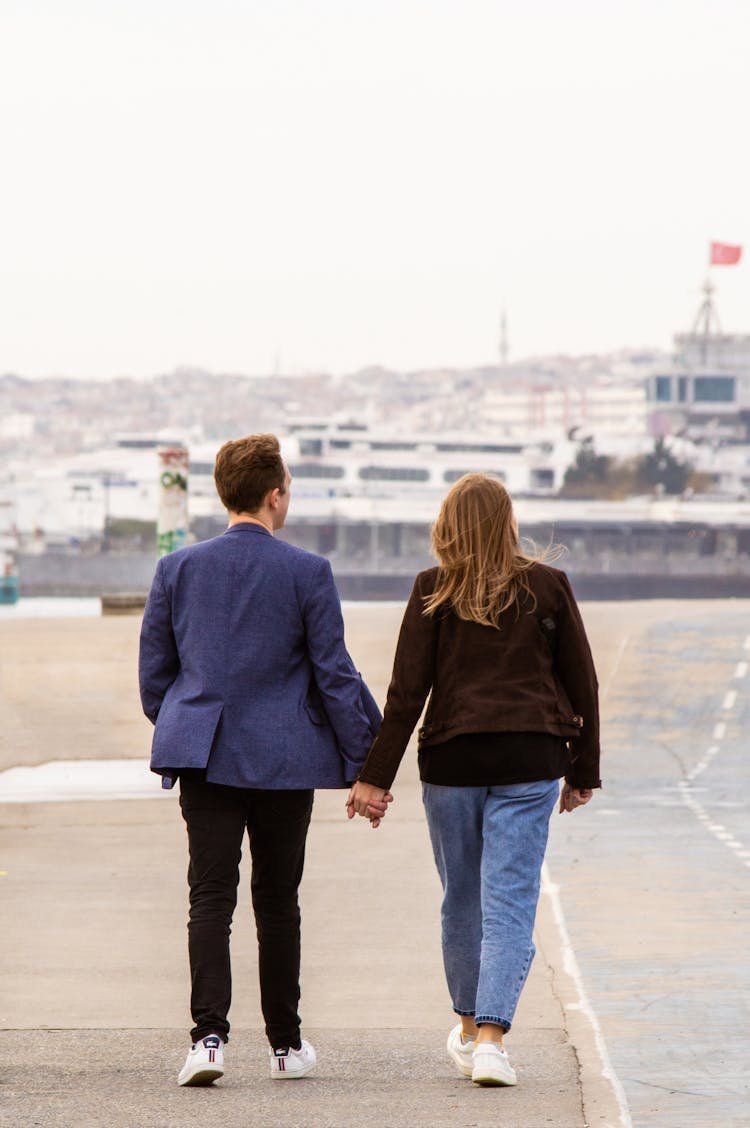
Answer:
[{"left": 178, "top": 771, "right": 314, "bottom": 1049}]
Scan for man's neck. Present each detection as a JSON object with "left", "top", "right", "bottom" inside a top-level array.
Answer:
[{"left": 228, "top": 512, "right": 274, "bottom": 534}]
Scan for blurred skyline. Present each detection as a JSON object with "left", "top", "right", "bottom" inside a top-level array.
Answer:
[{"left": 2, "top": 0, "right": 749, "bottom": 380}]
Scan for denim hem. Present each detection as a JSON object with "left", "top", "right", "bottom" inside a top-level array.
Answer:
[
  {"left": 453, "top": 1008, "right": 476, "bottom": 1017},
  {"left": 475, "top": 1015, "right": 511, "bottom": 1032}
]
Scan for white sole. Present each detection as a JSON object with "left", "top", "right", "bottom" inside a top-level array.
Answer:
[
  {"left": 472, "top": 1072, "right": 516, "bottom": 1087},
  {"left": 178, "top": 1066, "right": 224, "bottom": 1086}
]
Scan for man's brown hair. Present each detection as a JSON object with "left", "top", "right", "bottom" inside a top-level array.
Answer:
[{"left": 213, "top": 434, "right": 286, "bottom": 514}]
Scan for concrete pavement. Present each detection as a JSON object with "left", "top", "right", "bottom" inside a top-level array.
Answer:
[
  {"left": 0, "top": 603, "right": 633, "bottom": 1127},
  {"left": 0, "top": 788, "right": 593, "bottom": 1128},
  {"left": 546, "top": 600, "right": 750, "bottom": 1128}
]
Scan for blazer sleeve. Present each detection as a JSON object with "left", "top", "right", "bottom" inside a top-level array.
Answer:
[
  {"left": 356, "top": 571, "right": 439, "bottom": 790},
  {"left": 302, "top": 557, "right": 381, "bottom": 776},
  {"left": 138, "top": 561, "right": 180, "bottom": 724},
  {"left": 554, "top": 573, "right": 601, "bottom": 789}
]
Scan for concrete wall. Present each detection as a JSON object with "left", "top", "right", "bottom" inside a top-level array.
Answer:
[
  {"left": 16, "top": 549, "right": 750, "bottom": 601},
  {"left": 18, "top": 552, "right": 158, "bottom": 597}
]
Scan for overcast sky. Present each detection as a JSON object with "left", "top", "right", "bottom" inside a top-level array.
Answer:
[{"left": 2, "top": 0, "right": 749, "bottom": 380}]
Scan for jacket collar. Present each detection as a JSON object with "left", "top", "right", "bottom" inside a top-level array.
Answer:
[{"left": 223, "top": 522, "right": 272, "bottom": 537}]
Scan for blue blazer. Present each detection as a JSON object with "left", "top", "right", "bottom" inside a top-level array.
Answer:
[{"left": 139, "top": 523, "right": 382, "bottom": 789}]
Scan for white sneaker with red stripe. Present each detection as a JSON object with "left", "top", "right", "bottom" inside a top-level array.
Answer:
[
  {"left": 178, "top": 1034, "right": 225, "bottom": 1086},
  {"left": 269, "top": 1039, "right": 317, "bottom": 1079}
]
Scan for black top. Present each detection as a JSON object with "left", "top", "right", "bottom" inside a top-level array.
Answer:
[{"left": 418, "top": 731, "right": 571, "bottom": 787}]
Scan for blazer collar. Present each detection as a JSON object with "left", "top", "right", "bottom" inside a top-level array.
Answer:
[{"left": 223, "top": 522, "right": 272, "bottom": 537}]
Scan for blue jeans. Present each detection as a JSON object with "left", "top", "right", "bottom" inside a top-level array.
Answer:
[{"left": 422, "top": 778, "right": 559, "bottom": 1031}]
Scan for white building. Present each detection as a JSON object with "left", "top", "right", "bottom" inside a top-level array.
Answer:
[
  {"left": 480, "top": 381, "right": 648, "bottom": 443},
  {"left": 648, "top": 333, "right": 750, "bottom": 442}
]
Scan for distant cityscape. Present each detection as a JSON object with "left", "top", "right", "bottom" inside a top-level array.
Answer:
[
  {"left": 3, "top": 327, "right": 750, "bottom": 600},
  {"left": 0, "top": 348, "right": 661, "bottom": 459}
]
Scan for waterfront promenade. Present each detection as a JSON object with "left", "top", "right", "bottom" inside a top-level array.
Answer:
[{"left": 1, "top": 599, "right": 748, "bottom": 1126}]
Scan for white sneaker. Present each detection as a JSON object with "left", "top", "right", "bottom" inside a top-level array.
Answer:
[
  {"left": 269, "top": 1039, "right": 317, "bottom": 1079},
  {"left": 472, "top": 1041, "right": 517, "bottom": 1086},
  {"left": 177, "top": 1034, "right": 225, "bottom": 1086},
  {"left": 446, "top": 1023, "right": 475, "bottom": 1077}
]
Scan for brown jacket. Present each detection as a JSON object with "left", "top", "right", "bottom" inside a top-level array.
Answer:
[{"left": 358, "top": 563, "right": 601, "bottom": 791}]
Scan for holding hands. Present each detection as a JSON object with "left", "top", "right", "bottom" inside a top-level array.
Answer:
[
  {"left": 346, "top": 781, "right": 394, "bottom": 829},
  {"left": 347, "top": 782, "right": 591, "bottom": 823}
]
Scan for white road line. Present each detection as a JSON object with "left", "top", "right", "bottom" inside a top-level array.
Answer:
[
  {"left": 0, "top": 760, "right": 168, "bottom": 803},
  {"left": 677, "top": 631, "right": 749, "bottom": 866},
  {"left": 677, "top": 781, "right": 750, "bottom": 869},
  {"left": 541, "top": 865, "right": 632, "bottom": 1128},
  {"left": 688, "top": 745, "right": 719, "bottom": 782}
]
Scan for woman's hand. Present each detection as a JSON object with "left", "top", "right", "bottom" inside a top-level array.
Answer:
[
  {"left": 346, "top": 782, "right": 394, "bottom": 828},
  {"left": 558, "top": 783, "right": 594, "bottom": 814}
]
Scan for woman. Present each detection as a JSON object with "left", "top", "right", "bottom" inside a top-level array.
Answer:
[{"left": 347, "top": 473, "right": 600, "bottom": 1087}]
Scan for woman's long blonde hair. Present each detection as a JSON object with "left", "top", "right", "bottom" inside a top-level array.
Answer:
[{"left": 423, "top": 473, "right": 543, "bottom": 626}]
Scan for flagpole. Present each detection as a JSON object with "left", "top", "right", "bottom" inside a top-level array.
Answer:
[
  {"left": 696, "top": 241, "right": 743, "bottom": 363},
  {"left": 692, "top": 274, "right": 720, "bottom": 365}
]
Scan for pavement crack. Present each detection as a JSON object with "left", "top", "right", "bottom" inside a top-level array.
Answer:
[
  {"left": 659, "top": 742, "right": 689, "bottom": 781},
  {"left": 626, "top": 1077, "right": 708, "bottom": 1097}
]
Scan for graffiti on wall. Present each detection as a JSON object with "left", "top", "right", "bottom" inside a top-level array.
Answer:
[{"left": 157, "top": 446, "right": 189, "bottom": 557}]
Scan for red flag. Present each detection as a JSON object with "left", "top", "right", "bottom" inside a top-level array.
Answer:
[{"left": 710, "top": 241, "right": 742, "bottom": 265}]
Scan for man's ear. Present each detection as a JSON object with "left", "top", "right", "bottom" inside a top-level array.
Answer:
[{"left": 267, "top": 486, "right": 281, "bottom": 510}]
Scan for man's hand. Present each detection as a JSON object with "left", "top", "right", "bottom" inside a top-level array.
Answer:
[
  {"left": 346, "top": 782, "right": 394, "bottom": 829},
  {"left": 559, "top": 783, "right": 594, "bottom": 814}
]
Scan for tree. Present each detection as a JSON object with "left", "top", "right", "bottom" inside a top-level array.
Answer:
[
  {"left": 636, "top": 438, "right": 692, "bottom": 495},
  {"left": 560, "top": 439, "right": 615, "bottom": 498},
  {"left": 559, "top": 437, "right": 701, "bottom": 499}
]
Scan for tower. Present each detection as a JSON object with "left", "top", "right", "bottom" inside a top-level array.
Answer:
[{"left": 691, "top": 277, "right": 721, "bottom": 365}]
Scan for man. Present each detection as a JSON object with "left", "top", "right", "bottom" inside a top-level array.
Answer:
[{"left": 139, "top": 433, "right": 386, "bottom": 1087}]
